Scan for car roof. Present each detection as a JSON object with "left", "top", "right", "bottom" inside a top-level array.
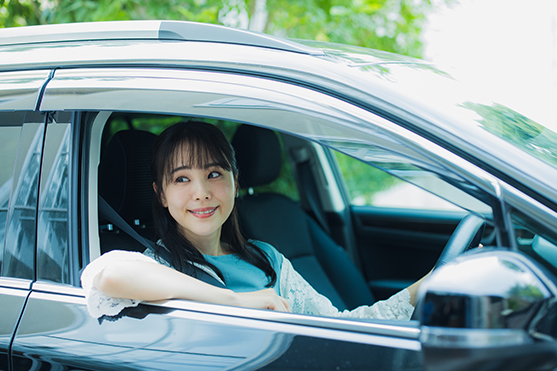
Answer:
[
  {"left": 1, "top": 20, "right": 556, "bottom": 210},
  {"left": 0, "top": 20, "right": 323, "bottom": 55}
]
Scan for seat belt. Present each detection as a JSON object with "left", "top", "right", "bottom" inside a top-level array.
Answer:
[
  {"left": 297, "top": 159, "right": 331, "bottom": 235},
  {"left": 98, "top": 196, "right": 227, "bottom": 289}
]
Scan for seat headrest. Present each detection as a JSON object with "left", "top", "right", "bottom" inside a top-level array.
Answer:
[
  {"left": 98, "top": 130, "right": 157, "bottom": 224},
  {"left": 231, "top": 125, "right": 282, "bottom": 189}
]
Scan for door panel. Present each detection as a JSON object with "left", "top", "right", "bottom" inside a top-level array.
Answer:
[
  {"left": 12, "top": 289, "right": 423, "bottom": 370},
  {"left": 263, "top": 335, "right": 423, "bottom": 370},
  {"left": 0, "top": 285, "right": 29, "bottom": 371},
  {"left": 351, "top": 206, "right": 463, "bottom": 300},
  {"left": 13, "top": 291, "right": 290, "bottom": 370}
]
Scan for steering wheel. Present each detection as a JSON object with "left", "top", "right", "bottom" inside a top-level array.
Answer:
[{"left": 436, "top": 213, "right": 486, "bottom": 268}]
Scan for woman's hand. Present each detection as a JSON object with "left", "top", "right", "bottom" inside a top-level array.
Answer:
[
  {"left": 407, "top": 270, "right": 433, "bottom": 306},
  {"left": 234, "top": 288, "right": 291, "bottom": 312}
]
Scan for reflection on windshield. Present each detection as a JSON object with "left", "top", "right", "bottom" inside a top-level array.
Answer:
[
  {"left": 461, "top": 102, "right": 557, "bottom": 168},
  {"left": 328, "top": 140, "right": 491, "bottom": 213}
]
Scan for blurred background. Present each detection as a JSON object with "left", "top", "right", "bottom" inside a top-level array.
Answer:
[{"left": 0, "top": 0, "right": 436, "bottom": 57}]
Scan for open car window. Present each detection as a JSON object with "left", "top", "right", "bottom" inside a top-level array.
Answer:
[
  {"left": 88, "top": 108, "right": 489, "bottom": 316},
  {"left": 62, "top": 68, "right": 503, "bottom": 322}
]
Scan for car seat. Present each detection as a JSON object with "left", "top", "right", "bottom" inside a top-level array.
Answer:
[
  {"left": 232, "top": 125, "right": 375, "bottom": 311},
  {"left": 98, "top": 129, "right": 157, "bottom": 254}
]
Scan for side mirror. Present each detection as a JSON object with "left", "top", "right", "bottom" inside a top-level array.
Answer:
[{"left": 418, "top": 249, "right": 557, "bottom": 371}]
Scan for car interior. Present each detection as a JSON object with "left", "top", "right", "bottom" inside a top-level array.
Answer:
[
  {"left": 92, "top": 111, "right": 502, "bottom": 314},
  {"left": 96, "top": 114, "right": 377, "bottom": 311}
]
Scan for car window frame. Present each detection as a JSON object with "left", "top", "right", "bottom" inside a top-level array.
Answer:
[
  {"left": 41, "top": 67, "right": 508, "bottom": 252},
  {"left": 36, "top": 111, "right": 80, "bottom": 286},
  {"left": 38, "top": 65, "right": 550, "bottom": 327}
]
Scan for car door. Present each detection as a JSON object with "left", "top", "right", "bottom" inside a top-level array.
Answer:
[
  {"left": 0, "top": 69, "right": 51, "bottom": 371},
  {"left": 7, "top": 66, "right": 428, "bottom": 370}
]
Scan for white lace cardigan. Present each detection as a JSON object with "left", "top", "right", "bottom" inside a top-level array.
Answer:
[{"left": 81, "top": 250, "right": 414, "bottom": 320}]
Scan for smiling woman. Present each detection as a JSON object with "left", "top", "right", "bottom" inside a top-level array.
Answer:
[
  {"left": 153, "top": 121, "right": 241, "bottom": 258},
  {"left": 81, "top": 120, "right": 425, "bottom": 320}
]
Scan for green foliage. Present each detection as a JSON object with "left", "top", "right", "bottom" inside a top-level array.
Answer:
[
  {"left": 334, "top": 150, "right": 399, "bottom": 205},
  {"left": 1, "top": 0, "right": 441, "bottom": 58},
  {"left": 266, "top": 0, "right": 433, "bottom": 57},
  {"left": 461, "top": 102, "right": 557, "bottom": 168},
  {"left": 0, "top": 0, "right": 42, "bottom": 27},
  {"left": 507, "top": 283, "right": 545, "bottom": 312}
]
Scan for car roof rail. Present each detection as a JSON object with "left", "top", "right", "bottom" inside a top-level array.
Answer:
[{"left": 0, "top": 20, "right": 323, "bottom": 56}]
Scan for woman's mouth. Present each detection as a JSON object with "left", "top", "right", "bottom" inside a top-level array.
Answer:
[{"left": 189, "top": 207, "right": 218, "bottom": 219}]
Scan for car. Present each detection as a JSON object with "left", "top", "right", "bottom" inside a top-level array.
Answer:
[{"left": 0, "top": 20, "right": 556, "bottom": 371}]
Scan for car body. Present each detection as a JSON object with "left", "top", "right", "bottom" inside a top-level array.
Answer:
[{"left": 0, "top": 20, "right": 556, "bottom": 371}]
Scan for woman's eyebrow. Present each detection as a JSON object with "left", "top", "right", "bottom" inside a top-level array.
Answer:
[
  {"left": 170, "top": 165, "right": 191, "bottom": 174},
  {"left": 170, "top": 162, "right": 222, "bottom": 174},
  {"left": 203, "top": 162, "right": 222, "bottom": 169}
]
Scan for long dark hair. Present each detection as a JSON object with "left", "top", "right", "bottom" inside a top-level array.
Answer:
[{"left": 151, "top": 121, "right": 277, "bottom": 287}]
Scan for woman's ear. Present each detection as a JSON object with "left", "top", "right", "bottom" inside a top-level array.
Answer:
[
  {"left": 153, "top": 182, "right": 168, "bottom": 207},
  {"left": 234, "top": 176, "right": 240, "bottom": 198}
]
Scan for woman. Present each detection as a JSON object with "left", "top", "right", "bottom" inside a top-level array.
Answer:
[{"left": 82, "top": 121, "right": 428, "bottom": 319}]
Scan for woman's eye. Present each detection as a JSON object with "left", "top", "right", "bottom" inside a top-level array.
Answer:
[
  {"left": 208, "top": 171, "right": 221, "bottom": 179},
  {"left": 175, "top": 176, "right": 189, "bottom": 183}
]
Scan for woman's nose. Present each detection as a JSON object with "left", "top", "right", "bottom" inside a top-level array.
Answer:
[{"left": 193, "top": 180, "right": 211, "bottom": 200}]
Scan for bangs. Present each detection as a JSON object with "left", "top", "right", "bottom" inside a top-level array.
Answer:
[
  {"left": 161, "top": 131, "right": 233, "bottom": 184},
  {"left": 151, "top": 121, "right": 237, "bottom": 188}
]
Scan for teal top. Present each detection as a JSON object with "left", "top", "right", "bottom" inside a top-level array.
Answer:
[{"left": 204, "top": 240, "right": 283, "bottom": 295}]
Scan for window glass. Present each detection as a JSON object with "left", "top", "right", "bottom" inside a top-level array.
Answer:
[
  {"left": 37, "top": 113, "right": 72, "bottom": 283},
  {"left": 334, "top": 150, "right": 465, "bottom": 211},
  {"left": 0, "top": 113, "right": 27, "bottom": 275},
  {"left": 511, "top": 210, "right": 557, "bottom": 277},
  {"left": 2, "top": 112, "right": 46, "bottom": 279}
]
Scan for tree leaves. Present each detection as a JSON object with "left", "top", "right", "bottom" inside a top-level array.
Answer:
[{"left": 1, "top": 0, "right": 442, "bottom": 58}]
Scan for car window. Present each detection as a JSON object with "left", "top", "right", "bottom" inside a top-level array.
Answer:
[
  {"left": 37, "top": 112, "right": 73, "bottom": 283},
  {"left": 1, "top": 112, "right": 46, "bottom": 279},
  {"left": 333, "top": 148, "right": 491, "bottom": 213},
  {"left": 0, "top": 112, "right": 27, "bottom": 275}
]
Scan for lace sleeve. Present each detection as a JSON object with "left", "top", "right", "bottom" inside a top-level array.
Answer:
[
  {"left": 80, "top": 250, "right": 158, "bottom": 319},
  {"left": 280, "top": 258, "right": 414, "bottom": 320}
]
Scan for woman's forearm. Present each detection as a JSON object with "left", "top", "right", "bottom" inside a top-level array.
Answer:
[
  {"left": 93, "top": 260, "right": 236, "bottom": 305},
  {"left": 92, "top": 259, "right": 290, "bottom": 312}
]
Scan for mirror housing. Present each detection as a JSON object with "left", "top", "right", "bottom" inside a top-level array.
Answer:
[{"left": 418, "top": 249, "right": 557, "bottom": 371}]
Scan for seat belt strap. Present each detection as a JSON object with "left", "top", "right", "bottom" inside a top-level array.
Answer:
[{"left": 297, "top": 160, "right": 331, "bottom": 235}]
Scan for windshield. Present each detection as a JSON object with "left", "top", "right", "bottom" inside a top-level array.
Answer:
[
  {"left": 297, "top": 42, "right": 557, "bottom": 208},
  {"left": 362, "top": 62, "right": 557, "bottom": 170},
  {"left": 304, "top": 41, "right": 557, "bottom": 175}
]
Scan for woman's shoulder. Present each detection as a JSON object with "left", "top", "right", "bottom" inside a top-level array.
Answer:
[
  {"left": 249, "top": 239, "right": 280, "bottom": 253},
  {"left": 249, "top": 240, "right": 284, "bottom": 265}
]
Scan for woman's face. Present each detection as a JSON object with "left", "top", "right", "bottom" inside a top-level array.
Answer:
[{"left": 160, "top": 147, "right": 236, "bottom": 248}]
